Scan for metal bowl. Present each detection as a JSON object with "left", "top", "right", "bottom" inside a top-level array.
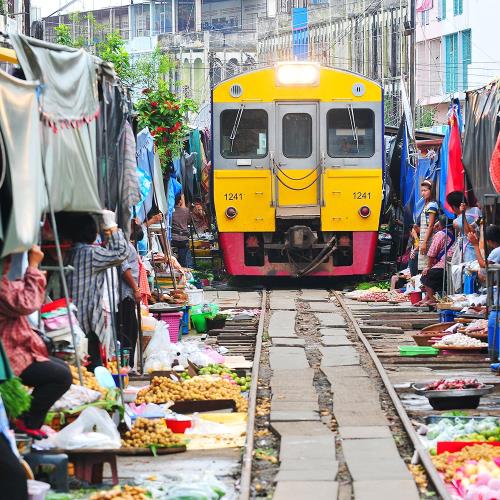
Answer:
[{"left": 412, "top": 383, "right": 494, "bottom": 398}]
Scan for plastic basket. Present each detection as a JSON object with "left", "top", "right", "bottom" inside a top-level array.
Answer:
[
  {"left": 191, "top": 313, "right": 207, "bottom": 333},
  {"left": 440, "top": 309, "right": 459, "bottom": 323},
  {"left": 152, "top": 312, "right": 182, "bottom": 343}
]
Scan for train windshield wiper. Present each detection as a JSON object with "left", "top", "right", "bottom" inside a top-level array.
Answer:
[
  {"left": 347, "top": 104, "right": 359, "bottom": 153},
  {"left": 230, "top": 104, "right": 245, "bottom": 152}
]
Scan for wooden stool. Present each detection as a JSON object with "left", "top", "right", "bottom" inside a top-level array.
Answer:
[{"left": 70, "top": 452, "right": 118, "bottom": 485}]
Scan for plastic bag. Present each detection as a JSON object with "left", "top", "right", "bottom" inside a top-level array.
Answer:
[
  {"left": 52, "top": 407, "right": 121, "bottom": 450},
  {"left": 144, "top": 321, "right": 171, "bottom": 359},
  {"left": 144, "top": 351, "right": 176, "bottom": 373},
  {"left": 50, "top": 385, "right": 102, "bottom": 412}
]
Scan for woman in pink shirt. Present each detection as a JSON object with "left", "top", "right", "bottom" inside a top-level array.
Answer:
[{"left": 0, "top": 245, "right": 71, "bottom": 439}]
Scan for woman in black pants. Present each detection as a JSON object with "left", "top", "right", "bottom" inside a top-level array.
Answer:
[{"left": 0, "top": 245, "right": 72, "bottom": 438}]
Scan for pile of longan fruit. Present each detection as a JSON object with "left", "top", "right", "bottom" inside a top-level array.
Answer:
[
  {"left": 135, "top": 376, "right": 248, "bottom": 412},
  {"left": 122, "top": 418, "right": 183, "bottom": 448},
  {"left": 90, "top": 485, "right": 149, "bottom": 500},
  {"left": 70, "top": 365, "right": 107, "bottom": 396}
]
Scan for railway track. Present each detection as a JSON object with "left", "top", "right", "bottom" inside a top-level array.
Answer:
[{"left": 232, "top": 287, "right": 500, "bottom": 500}]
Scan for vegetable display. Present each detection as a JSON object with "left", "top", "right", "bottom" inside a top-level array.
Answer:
[
  {"left": 195, "top": 365, "right": 252, "bottom": 392},
  {"left": 0, "top": 377, "right": 31, "bottom": 418},
  {"left": 135, "top": 376, "right": 248, "bottom": 412},
  {"left": 423, "top": 417, "right": 500, "bottom": 450},
  {"left": 122, "top": 418, "right": 183, "bottom": 449}
]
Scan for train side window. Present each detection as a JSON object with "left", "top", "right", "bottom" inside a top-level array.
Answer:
[
  {"left": 327, "top": 109, "right": 375, "bottom": 158},
  {"left": 220, "top": 109, "right": 268, "bottom": 159},
  {"left": 282, "top": 113, "right": 312, "bottom": 158}
]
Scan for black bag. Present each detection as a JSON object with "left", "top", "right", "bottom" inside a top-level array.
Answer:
[{"left": 32, "top": 328, "right": 55, "bottom": 356}]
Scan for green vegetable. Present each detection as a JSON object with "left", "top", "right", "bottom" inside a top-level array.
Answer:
[{"left": 0, "top": 378, "right": 31, "bottom": 418}]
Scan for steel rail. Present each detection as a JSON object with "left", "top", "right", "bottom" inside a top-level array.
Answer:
[
  {"left": 239, "top": 290, "right": 267, "bottom": 500},
  {"left": 334, "top": 291, "right": 452, "bottom": 500}
]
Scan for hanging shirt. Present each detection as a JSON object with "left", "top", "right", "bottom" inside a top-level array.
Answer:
[{"left": 68, "top": 230, "right": 129, "bottom": 340}]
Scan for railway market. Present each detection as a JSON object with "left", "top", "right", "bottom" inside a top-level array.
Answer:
[{"left": 2, "top": 2, "right": 500, "bottom": 499}]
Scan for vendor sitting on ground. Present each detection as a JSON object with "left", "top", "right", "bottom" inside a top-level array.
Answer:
[
  {"left": 68, "top": 212, "right": 129, "bottom": 370},
  {"left": 0, "top": 245, "right": 72, "bottom": 439},
  {"left": 418, "top": 216, "right": 456, "bottom": 307},
  {"left": 468, "top": 224, "right": 500, "bottom": 278}
]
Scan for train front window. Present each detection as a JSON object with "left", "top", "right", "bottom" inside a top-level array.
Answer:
[
  {"left": 282, "top": 113, "right": 312, "bottom": 158},
  {"left": 327, "top": 108, "right": 375, "bottom": 158},
  {"left": 220, "top": 109, "right": 268, "bottom": 158}
]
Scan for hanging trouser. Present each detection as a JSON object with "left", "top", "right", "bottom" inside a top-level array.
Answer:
[{"left": 117, "top": 298, "right": 138, "bottom": 368}]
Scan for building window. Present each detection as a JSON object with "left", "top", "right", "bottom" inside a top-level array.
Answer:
[
  {"left": 282, "top": 113, "right": 312, "bottom": 158},
  {"left": 438, "top": 0, "right": 447, "bottom": 20},
  {"left": 462, "top": 29, "right": 471, "bottom": 90},
  {"left": 453, "top": 0, "right": 463, "bottom": 15},
  {"left": 327, "top": 109, "right": 375, "bottom": 158},
  {"left": 220, "top": 109, "right": 268, "bottom": 159},
  {"left": 444, "top": 32, "right": 459, "bottom": 92},
  {"left": 420, "top": 9, "right": 430, "bottom": 26}
]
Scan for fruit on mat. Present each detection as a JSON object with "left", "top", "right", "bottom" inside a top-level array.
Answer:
[
  {"left": 70, "top": 365, "right": 107, "bottom": 395},
  {"left": 432, "top": 444, "right": 500, "bottom": 482},
  {"left": 90, "top": 484, "right": 149, "bottom": 499},
  {"left": 122, "top": 418, "right": 183, "bottom": 448},
  {"left": 135, "top": 376, "right": 248, "bottom": 412}
]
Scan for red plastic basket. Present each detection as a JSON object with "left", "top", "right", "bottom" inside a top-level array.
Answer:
[
  {"left": 437, "top": 441, "right": 500, "bottom": 454},
  {"left": 152, "top": 312, "right": 182, "bottom": 343}
]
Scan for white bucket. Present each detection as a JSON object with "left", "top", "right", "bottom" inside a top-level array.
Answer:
[
  {"left": 28, "top": 480, "right": 50, "bottom": 500},
  {"left": 186, "top": 288, "right": 204, "bottom": 306}
]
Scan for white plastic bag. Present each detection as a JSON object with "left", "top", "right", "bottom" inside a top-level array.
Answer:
[
  {"left": 144, "top": 351, "right": 176, "bottom": 373},
  {"left": 143, "top": 321, "right": 171, "bottom": 359},
  {"left": 52, "top": 407, "right": 121, "bottom": 450}
]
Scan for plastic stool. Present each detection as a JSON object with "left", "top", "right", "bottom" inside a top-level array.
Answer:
[
  {"left": 25, "top": 453, "right": 69, "bottom": 492},
  {"left": 71, "top": 452, "right": 118, "bottom": 485}
]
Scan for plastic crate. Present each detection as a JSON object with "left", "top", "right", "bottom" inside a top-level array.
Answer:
[{"left": 152, "top": 312, "right": 182, "bottom": 343}]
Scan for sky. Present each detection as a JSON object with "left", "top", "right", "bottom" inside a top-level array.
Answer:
[{"left": 33, "top": 0, "right": 130, "bottom": 18}]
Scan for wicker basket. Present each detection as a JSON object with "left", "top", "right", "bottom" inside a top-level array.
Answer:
[{"left": 412, "top": 322, "right": 456, "bottom": 347}]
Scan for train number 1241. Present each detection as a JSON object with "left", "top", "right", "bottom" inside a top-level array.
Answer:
[
  {"left": 224, "top": 193, "right": 243, "bottom": 200},
  {"left": 353, "top": 192, "right": 371, "bottom": 199}
]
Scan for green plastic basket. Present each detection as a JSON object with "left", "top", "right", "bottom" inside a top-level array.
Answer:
[{"left": 399, "top": 346, "right": 439, "bottom": 357}]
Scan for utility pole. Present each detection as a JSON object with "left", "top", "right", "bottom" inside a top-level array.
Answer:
[{"left": 409, "top": 0, "right": 416, "bottom": 124}]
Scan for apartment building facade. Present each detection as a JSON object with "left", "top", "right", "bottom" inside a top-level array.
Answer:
[{"left": 416, "top": 0, "right": 500, "bottom": 123}]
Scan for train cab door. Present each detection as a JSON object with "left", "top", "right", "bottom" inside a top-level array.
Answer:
[{"left": 274, "top": 103, "right": 320, "bottom": 219}]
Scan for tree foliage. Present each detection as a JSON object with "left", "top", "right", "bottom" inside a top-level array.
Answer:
[{"left": 135, "top": 81, "right": 197, "bottom": 169}]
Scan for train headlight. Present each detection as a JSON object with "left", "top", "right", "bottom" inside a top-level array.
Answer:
[
  {"left": 225, "top": 206, "right": 238, "bottom": 219},
  {"left": 275, "top": 62, "right": 320, "bottom": 86},
  {"left": 359, "top": 206, "right": 371, "bottom": 218}
]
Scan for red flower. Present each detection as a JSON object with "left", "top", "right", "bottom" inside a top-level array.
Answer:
[
  {"left": 151, "top": 101, "right": 158, "bottom": 108},
  {"left": 163, "top": 136, "right": 167, "bottom": 143}
]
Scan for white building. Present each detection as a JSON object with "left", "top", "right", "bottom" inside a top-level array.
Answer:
[{"left": 416, "top": 0, "right": 500, "bottom": 123}]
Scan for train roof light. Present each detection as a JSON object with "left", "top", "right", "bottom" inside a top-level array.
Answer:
[{"left": 275, "top": 62, "right": 320, "bottom": 86}]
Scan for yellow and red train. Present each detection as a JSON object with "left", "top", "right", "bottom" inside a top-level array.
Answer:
[{"left": 212, "top": 62, "right": 383, "bottom": 277}]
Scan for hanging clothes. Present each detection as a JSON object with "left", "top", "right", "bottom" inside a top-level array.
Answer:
[
  {"left": 120, "top": 122, "right": 141, "bottom": 237},
  {"left": 189, "top": 129, "right": 203, "bottom": 179},
  {"left": 10, "top": 34, "right": 102, "bottom": 214},
  {"left": 135, "top": 129, "right": 156, "bottom": 222},
  {"left": 0, "top": 69, "right": 44, "bottom": 257},
  {"left": 182, "top": 152, "right": 197, "bottom": 204}
]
